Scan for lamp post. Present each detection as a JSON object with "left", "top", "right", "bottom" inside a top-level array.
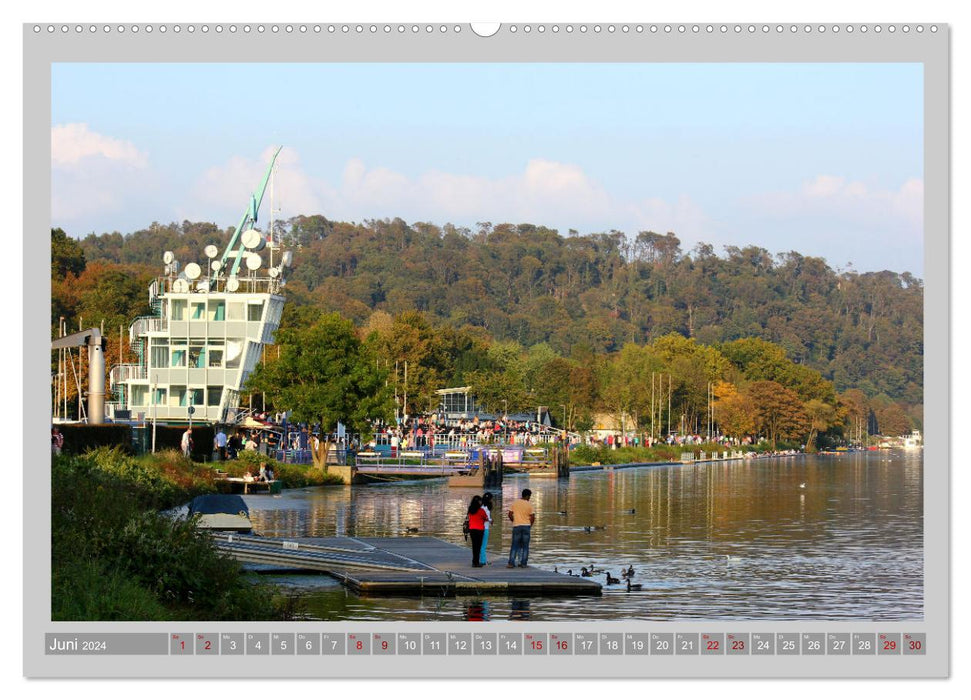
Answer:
[{"left": 151, "top": 372, "right": 157, "bottom": 453}]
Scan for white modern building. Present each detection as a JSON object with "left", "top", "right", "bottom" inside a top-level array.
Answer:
[
  {"left": 108, "top": 275, "right": 285, "bottom": 424},
  {"left": 106, "top": 148, "right": 289, "bottom": 425}
]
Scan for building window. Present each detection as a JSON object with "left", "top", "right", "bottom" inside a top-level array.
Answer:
[
  {"left": 130, "top": 385, "right": 148, "bottom": 406},
  {"left": 170, "top": 386, "right": 186, "bottom": 406},
  {"left": 190, "top": 302, "right": 205, "bottom": 320},
  {"left": 208, "top": 300, "right": 225, "bottom": 321},
  {"left": 247, "top": 301, "right": 264, "bottom": 322},
  {"left": 189, "top": 344, "right": 206, "bottom": 368},
  {"left": 171, "top": 348, "right": 186, "bottom": 367},
  {"left": 207, "top": 386, "right": 223, "bottom": 406},
  {"left": 150, "top": 346, "right": 168, "bottom": 370},
  {"left": 171, "top": 299, "right": 187, "bottom": 321},
  {"left": 188, "top": 388, "right": 204, "bottom": 406},
  {"left": 227, "top": 302, "right": 244, "bottom": 320},
  {"left": 152, "top": 387, "right": 167, "bottom": 405},
  {"left": 209, "top": 349, "right": 224, "bottom": 368}
]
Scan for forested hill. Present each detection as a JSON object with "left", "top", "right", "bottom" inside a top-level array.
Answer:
[{"left": 74, "top": 216, "right": 923, "bottom": 404}]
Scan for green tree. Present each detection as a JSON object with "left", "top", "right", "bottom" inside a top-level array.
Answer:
[
  {"left": 246, "top": 312, "right": 393, "bottom": 470},
  {"left": 52, "top": 227, "right": 86, "bottom": 280}
]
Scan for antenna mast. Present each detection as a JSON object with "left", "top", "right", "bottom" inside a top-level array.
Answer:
[{"left": 219, "top": 146, "right": 283, "bottom": 277}]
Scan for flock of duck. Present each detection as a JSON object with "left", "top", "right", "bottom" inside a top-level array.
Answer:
[{"left": 556, "top": 564, "right": 643, "bottom": 592}]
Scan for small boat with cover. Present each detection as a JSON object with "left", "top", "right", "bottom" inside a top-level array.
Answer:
[{"left": 188, "top": 494, "right": 253, "bottom": 532}]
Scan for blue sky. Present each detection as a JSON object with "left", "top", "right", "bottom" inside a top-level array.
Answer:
[{"left": 51, "top": 62, "right": 923, "bottom": 274}]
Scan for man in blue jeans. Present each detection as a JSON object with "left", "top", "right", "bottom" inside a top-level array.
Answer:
[{"left": 507, "top": 488, "right": 535, "bottom": 568}]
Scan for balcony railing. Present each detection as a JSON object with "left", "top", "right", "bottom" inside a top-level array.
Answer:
[
  {"left": 129, "top": 315, "right": 168, "bottom": 341},
  {"left": 109, "top": 363, "right": 147, "bottom": 387}
]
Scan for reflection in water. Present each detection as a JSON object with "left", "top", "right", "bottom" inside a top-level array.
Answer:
[
  {"left": 509, "top": 600, "right": 531, "bottom": 621},
  {"left": 466, "top": 600, "right": 491, "bottom": 622},
  {"left": 246, "top": 451, "right": 923, "bottom": 622}
]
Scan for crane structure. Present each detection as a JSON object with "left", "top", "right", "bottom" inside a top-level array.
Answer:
[{"left": 51, "top": 328, "right": 107, "bottom": 424}]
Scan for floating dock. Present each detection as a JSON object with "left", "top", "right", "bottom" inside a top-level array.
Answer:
[{"left": 213, "top": 534, "right": 602, "bottom": 597}]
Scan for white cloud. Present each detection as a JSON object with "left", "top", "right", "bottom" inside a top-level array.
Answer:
[
  {"left": 739, "top": 175, "right": 924, "bottom": 273},
  {"left": 322, "top": 156, "right": 704, "bottom": 239},
  {"left": 51, "top": 123, "right": 147, "bottom": 170},
  {"left": 183, "top": 151, "right": 709, "bottom": 243},
  {"left": 51, "top": 125, "right": 152, "bottom": 227},
  {"left": 190, "top": 147, "right": 324, "bottom": 224},
  {"left": 747, "top": 174, "right": 924, "bottom": 231}
]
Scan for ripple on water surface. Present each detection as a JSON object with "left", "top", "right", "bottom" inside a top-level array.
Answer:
[{"left": 243, "top": 452, "right": 923, "bottom": 621}]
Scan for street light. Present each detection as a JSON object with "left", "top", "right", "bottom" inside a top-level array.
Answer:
[{"left": 151, "top": 372, "right": 157, "bottom": 453}]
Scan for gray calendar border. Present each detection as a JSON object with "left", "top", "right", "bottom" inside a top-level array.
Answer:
[{"left": 23, "top": 22, "right": 949, "bottom": 679}]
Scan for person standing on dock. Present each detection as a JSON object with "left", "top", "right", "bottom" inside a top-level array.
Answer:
[
  {"left": 467, "top": 495, "right": 487, "bottom": 567},
  {"left": 480, "top": 492, "right": 495, "bottom": 565},
  {"left": 507, "top": 488, "right": 535, "bottom": 568}
]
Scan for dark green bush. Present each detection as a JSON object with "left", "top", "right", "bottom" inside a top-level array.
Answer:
[
  {"left": 51, "top": 449, "right": 294, "bottom": 621},
  {"left": 58, "top": 424, "right": 134, "bottom": 455}
]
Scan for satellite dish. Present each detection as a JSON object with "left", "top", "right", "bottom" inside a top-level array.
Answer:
[
  {"left": 204, "top": 245, "right": 219, "bottom": 259},
  {"left": 241, "top": 228, "right": 267, "bottom": 252},
  {"left": 281, "top": 250, "right": 293, "bottom": 268},
  {"left": 184, "top": 262, "right": 202, "bottom": 280},
  {"left": 163, "top": 251, "right": 175, "bottom": 265},
  {"left": 268, "top": 267, "right": 281, "bottom": 279},
  {"left": 245, "top": 253, "right": 263, "bottom": 271},
  {"left": 226, "top": 276, "right": 240, "bottom": 292},
  {"left": 211, "top": 260, "right": 222, "bottom": 272},
  {"left": 225, "top": 341, "right": 242, "bottom": 362},
  {"left": 172, "top": 279, "right": 190, "bottom": 293}
]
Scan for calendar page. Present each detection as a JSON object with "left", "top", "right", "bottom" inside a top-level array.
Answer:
[{"left": 25, "top": 19, "right": 948, "bottom": 679}]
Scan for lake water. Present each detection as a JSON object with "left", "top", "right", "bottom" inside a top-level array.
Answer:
[{"left": 242, "top": 450, "right": 923, "bottom": 622}]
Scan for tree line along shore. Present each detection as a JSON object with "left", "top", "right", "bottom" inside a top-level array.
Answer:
[{"left": 53, "top": 220, "right": 920, "bottom": 447}]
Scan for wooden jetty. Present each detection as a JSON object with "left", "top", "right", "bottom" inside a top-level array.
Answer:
[{"left": 212, "top": 533, "right": 601, "bottom": 597}]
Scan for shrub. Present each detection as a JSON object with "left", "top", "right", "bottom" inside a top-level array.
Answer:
[
  {"left": 51, "top": 449, "right": 293, "bottom": 621},
  {"left": 58, "top": 424, "right": 134, "bottom": 455}
]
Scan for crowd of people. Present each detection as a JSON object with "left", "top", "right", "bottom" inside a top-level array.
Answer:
[{"left": 370, "top": 414, "right": 558, "bottom": 451}]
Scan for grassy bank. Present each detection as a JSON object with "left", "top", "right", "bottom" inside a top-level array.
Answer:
[
  {"left": 50, "top": 447, "right": 311, "bottom": 621},
  {"left": 216, "top": 451, "right": 346, "bottom": 487},
  {"left": 568, "top": 443, "right": 764, "bottom": 466}
]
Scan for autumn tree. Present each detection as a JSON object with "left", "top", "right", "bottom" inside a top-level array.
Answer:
[
  {"left": 713, "top": 381, "right": 757, "bottom": 441},
  {"left": 802, "top": 398, "right": 837, "bottom": 452},
  {"left": 746, "top": 380, "right": 807, "bottom": 448}
]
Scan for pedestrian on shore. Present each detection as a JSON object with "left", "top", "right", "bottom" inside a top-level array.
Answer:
[
  {"left": 507, "top": 488, "right": 535, "bottom": 568},
  {"left": 51, "top": 427, "right": 64, "bottom": 456},
  {"left": 181, "top": 428, "right": 193, "bottom": 459},
  {"left": 466, "top": 495, "right": 487, "bottom": 568},
  {"left": 214, "top": 428, "right": 228, "bottom": 461},
  {"left": 228, "top": 432, "right": 241, "bottom": 460},
  {"left": 479, "top": 492, "right": 495, "bottom": 566}
]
